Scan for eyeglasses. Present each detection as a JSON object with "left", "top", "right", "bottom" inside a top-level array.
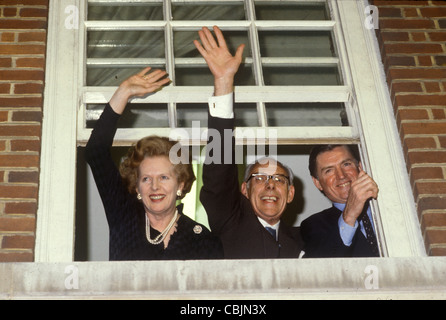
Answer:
[{"left": 246, "top": 173, "right": 290, "bottom": 185}]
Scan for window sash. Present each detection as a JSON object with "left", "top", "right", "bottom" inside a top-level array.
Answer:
[{"left": 80, "top": 0, "right": 350, "bottom": 143}]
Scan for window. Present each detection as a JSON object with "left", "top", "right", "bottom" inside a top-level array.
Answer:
[{"left": 36, "top": 0, "right": 425, "bottom": 263}]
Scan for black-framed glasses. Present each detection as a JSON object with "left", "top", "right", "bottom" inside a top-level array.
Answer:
[{"left": 246, "top": 173, "right": 290, "bottom": 185}]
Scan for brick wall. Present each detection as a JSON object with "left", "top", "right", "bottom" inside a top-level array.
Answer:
[
  {"left": 0, "top": 0, "right": 48, "bottom": 262},
  {"left": 372, "top": 0, "right": 446, "bottom": 256}
]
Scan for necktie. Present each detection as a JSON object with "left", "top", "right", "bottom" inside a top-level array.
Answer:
[
  {"left": 360, "top": 207, "right": 379, "bottom": 256},
  {"left": 265, "top": 227, "right": 277, "bottom": 241}
]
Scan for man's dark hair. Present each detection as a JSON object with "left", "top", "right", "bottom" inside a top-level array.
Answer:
[{"left": 308, "top": 144, "right": 360, "bottom": 179}]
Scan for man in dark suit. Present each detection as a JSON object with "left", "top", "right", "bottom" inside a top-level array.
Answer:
[
  {"left": 195, "top": 26, "right": 304, "bottom": 259},
  {"left": 300, "top": 145, "right": 380, "bottom": 258}
]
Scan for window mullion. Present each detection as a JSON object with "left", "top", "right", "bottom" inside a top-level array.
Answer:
[{"left": 164, "top": 0, "right": 177, "bottom": 128}]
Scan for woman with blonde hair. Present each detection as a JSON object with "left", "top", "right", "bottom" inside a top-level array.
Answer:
[{"left": 86, "top": 67, "right": 223, "bottom": 260}]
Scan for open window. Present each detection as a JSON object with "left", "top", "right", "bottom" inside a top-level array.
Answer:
[{"left": 37, "top": 0, "right": 425, "bottom": 262}]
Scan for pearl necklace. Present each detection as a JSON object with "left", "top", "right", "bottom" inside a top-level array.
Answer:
[{"left": 145, "top": 209, "right": 178, "bottom": 245}]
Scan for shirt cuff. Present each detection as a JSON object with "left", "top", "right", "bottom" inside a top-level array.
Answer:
[
  {"left": 208, "top": 92, "right": 234, "bottom": 119},
  {"left": 338, "top": 215, "right": 358, "bottom": 246}
]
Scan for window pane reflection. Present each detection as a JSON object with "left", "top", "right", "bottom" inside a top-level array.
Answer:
[
  {"left": 255, "top": 1, "right": 329, "bottom": 20},
  {"left": 258, "top": 31, "right": 336, "bottom": 58},
  {"left": 266, "top": 103, "right": 348, "bottom": 127},
  {"left": 86, "top": 104, "right": 169, "bottom": 129},
  {"left": 263, "top": 66, "right": 341, "bottom": 86},
  {"left": 88, "top": 3, "right": 164, "bottom": 21}
]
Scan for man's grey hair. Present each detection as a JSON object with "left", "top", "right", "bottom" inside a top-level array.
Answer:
[{"left": 243, "top": 157, "right": 294, "bottom": 184}]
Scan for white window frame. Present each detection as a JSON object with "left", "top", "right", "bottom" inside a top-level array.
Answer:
[{"left": 36, "top": 0, "right": 426, "bottom": 265}]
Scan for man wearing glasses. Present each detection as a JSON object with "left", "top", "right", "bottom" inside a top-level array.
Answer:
[{"left": 196, "top": 26, "right": 304, "bottom": 259}]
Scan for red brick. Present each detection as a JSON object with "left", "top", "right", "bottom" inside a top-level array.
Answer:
[
  {"left": 419, "top": 7, "right": 446, "bottom": 17},
  {"left": 0, "top": 97, "right": 43, "bottom": 108},
  {"left": 0, "top": 124, "right": 41, "bottom": 137},
  {"left": 392, "top": 81, "right": 423, "bottom": 93},
  {"left": 432, "top": 108, "right": 446, "bottom": 119},
  {"left": 19, "top": 8, "right": 48, "bottom": 19},
  {"left": 408, "top": 151, "right": 446, "bottom": 165},
  {"left": 0, "top": 44, "right": 45, "bottom": 55},
  {"left": 0, "top": 154, "right": 40, "bottom": 167},
  {"left": 0, "top": 20, "right": 47, "bottom": 30},
  {"left": 0, "top": 83, "right": 11, "bottom": 94},
  {"left": 0, "top": 58, "right": 12, "bottom": 68},
  {"left": 2, "top": 235, "right": 34, "bottom": 249},
  {"left": 418, "top": 196, "right": 446, "bottom": 212},
  {"left": 381, "top": 31, "right": 410, "bottom": 41},
  {"left": 14, "top": 83, "right": 44, "bottom": 95},
  {"left": 411, "top": 167, "right": 444, "bottom": 181},
  {"left": 422, "top": 212, "right": 446, "bottom": 228},
  {"left": 4, "top": 201, "right": 37, "bottom": 215},
  {"left": 425, "top": 229, "right": 446, "bottom": 244},
  {"left": 384, "top": 43, "right": 443, "bottom": 54},
  {"left": 415, "top": 181, "right": 446, "bottom": 195},
  {"left": 10, "top": 140, "right": 40, "bottom": 152},
  {"left": 0, "top": 252, "right": 33, "bottom": 262},
  {"left": 18, "top": 32, "right": 46, "bottom": 43},
  {"left": 15, "top": 57, "right": 45, "bottom": 69},
  {"left": 430, "top": 247, "right": 446, "bottom": 256},
  {"left": 380, "top": 19, "right": 435, "bottom": 29},
  {"left": 404, "top": 8, "right": 419, "bottom": 18},
  {"left": 411, "top": 32, "right": 426, "bottom": 41},
  {"left": 0, "top": 216, "right": 35, "bottom": 232},
  {"left": 0, "top": 70, "right": 44, "bottom": 81},
  {"left": 429, "top": 32, "right": 446, "bottom": 42},
  {"left": 405, "top": 136, "right": 437, "bottom": 149},
  {"left": 389, "top": 68, "right": 446, "bottom": 80},
  {"left": 1, "top": 32, "right": 15, "bottom": 42},
  {"left": 401, "top": 122, "right": 446, "bottom": 135},
  {"left": 395, "top": 94, "right": 446, "bottom": 106},
  {"left": 11, "top": 111, "right": 42, "bottom": 123},
  {"left": 424, "top": 82, "right": 441, "bottom": 93},
  {"left": 0, "top": 185, "right": 38, "bottom": 199},
  {"left": 397, "top": 108, "right": 429, "bottom": 120},
  {"left": 418, "top": 56, "right": 433, "bottom": 66},
  {"left": 8, "top": 171, "right": 39, "bottom": 184},
  {"left": 386, "top": 56, "right": 416, "bottom": 67}
]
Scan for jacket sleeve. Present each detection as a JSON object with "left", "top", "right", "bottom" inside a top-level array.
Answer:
[
  {"left": 300, "top": 208, "right": 354, "bottom": 258},
  {"left": 199, "top": 113, "right": 244, "bottom": 236},
  {"left": 85, "top": 104, "right": 128, "bottom": 227}
]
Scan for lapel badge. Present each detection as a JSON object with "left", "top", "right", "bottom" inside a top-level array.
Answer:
[{"left": 193, "top": 225, "right": 202, "bottom": 234}]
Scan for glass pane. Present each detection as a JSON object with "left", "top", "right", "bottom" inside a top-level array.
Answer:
[
  {"left": 86, "top": 104, "right": 169, "bottom": 129},
  {"left": 258, "top": 31, "right": 336, "bottom": 58},
  {"left": 172, "top": 4, "right": 246, "bottom": 20},
  {"left": 234, "top": 103, "right": 259, "bottom": 127},
  {"left": 87, "top": 30, "right": 165, "bottom": 59},
  {"left": 255, "top": 1, "right": 329, "bottom": 20},
  {"left": 174, "top": 31, "right": 250, "bottom": 58},
  {"left": 87, "top": 66, "right": 166, "bottom": 87},
  {"left": 88, "top": 3, "right": 164, "bottom": 21},
  {"left": 175, "top": 65, "right": 255, "bottom": 86},
  {"left": 263, "top": 66, "right": 341, "bottom": 86},
  {"left": 176, "top": 103, "right": 208, "bottom": 128},
  {"left": 265, "top": 103, "right": 348, "bottom": 127}
]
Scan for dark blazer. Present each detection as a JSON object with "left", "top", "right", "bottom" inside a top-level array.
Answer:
[
  {"left": 199, "top": 114, "right": 304, "bottom": 259},
  {"left": 300, "top": 206, "right": 379, "bottom": 258}
]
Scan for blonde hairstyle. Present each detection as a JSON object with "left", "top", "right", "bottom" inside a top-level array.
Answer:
[{"left": 119, "top": 136, "right": 195, "bottom": 199}]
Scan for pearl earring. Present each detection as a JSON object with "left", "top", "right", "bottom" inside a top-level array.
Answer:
[
  {"left": 176, "top": 190, "right": 182, "bottom": 197},
  {"left": 137, "top": 193, "right": 142, "bottom": 200}
]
